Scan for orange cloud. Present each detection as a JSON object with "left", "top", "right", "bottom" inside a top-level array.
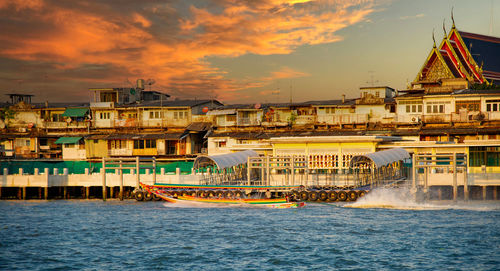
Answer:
[{"left": 0, "top": 0, "right": 376, "bottom": 103}]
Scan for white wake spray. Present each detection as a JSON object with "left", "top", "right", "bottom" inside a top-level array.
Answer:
[{"left": 345, "top": 187, "right": 500, "bottom": 211}]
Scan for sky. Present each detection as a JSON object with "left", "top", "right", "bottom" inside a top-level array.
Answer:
[{"left": 0, "top": 0, "right": 499, "bottom": 104}]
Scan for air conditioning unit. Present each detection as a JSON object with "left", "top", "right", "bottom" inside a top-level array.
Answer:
[{"left": 410, "top": 116, "right": 420, "bottom": 123}]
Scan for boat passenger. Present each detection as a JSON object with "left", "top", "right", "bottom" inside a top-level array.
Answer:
[{"left": 265, "top": 189, "right": 272, "bottom": 199}]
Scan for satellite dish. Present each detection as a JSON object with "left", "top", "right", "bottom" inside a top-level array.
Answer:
[
  {"left": 254, "top": 103, "right": 261, "bottom": 109},
  {"left": 146, "top": 79, "right": 156, "bottom": 85}
]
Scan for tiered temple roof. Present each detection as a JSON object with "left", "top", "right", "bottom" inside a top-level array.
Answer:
[{"left": 413, "top": 21, "right": 500, "bottom": 93}]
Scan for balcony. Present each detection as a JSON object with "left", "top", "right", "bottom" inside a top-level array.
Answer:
[
  {"left": 109, "top": 149, "right": 133, "bottom": 156},
  {"left": 295, "top": 115, "right": 316, "bottom": 125},
  {"left": 237, "top": 117, "right": 260, "bottom": 126},
  {"left": 43, "top": 121, "right": 89, "bottom": 129}
]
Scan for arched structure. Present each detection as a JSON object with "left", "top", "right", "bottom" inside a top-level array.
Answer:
[
  {"left": 350, "top": 148, "right": 410, "bottom": 168},
  {"left": 349, "top": 148, "right": 411, "bottom": 188},
  {"left": 193, "top": 150, "right": 258, "bottom": 170}
]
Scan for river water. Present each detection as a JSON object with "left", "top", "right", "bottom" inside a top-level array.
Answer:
[{"left": 1, "top": 188, "right": 499, "bottom": 271}]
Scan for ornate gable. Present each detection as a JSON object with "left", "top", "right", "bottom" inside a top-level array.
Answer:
[{"left": 415, "top": 47, "right": 454, "bottom": 83}]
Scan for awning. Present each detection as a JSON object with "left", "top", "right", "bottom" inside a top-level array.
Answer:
[
  {"left": 206, "top": 109, "right": 236, "bottom": 116},
  {"left": 61, "top": 108, "right": 89, "bottom": 117},
  {"left": 349, "top": 148, "right": 410, "bottom": 168},
  {"left": 55, "top": 137, "right": 82, "bottom": 144},
  {"left": 193, "top": 150, "right": 258, "bottom": 170}
]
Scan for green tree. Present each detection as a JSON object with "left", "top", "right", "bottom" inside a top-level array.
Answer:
[{"left": 0, "top": 108, "right": 16, "bottom": 127}]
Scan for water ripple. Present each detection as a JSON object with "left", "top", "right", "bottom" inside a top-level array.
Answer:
[{"left": 0, "top": 200, "right": 499, "bottom": 270}]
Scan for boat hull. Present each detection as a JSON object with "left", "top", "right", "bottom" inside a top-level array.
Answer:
[{"left": 140, "top": 183, "right": 305, "bottom": 208}]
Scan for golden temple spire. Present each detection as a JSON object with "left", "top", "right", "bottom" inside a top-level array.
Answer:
[
  {"left": 443, "top": 19, "right": 447, "bottom": 37},
  {"left": 432, "top": 29, "right": 436, "bottom": 48},
  {"left": 451, "top": 7, "right": 456, "bottom": 29}
]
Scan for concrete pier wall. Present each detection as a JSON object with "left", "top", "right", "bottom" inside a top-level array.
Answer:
[{"left": 1, "top": 169, "right": 202, "bottom": 188}]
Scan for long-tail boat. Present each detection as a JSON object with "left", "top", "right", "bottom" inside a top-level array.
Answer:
[{"left": 140, "top": 183, "right": 305, "bottom": 209}]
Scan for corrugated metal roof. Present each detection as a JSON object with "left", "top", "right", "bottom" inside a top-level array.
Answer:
[
  {"left": 193, "top": 150, "right": 258, "bottom": 170},
  {"left": 186, "top": 122, "right": 212, "bottom": 131},
  {"left": 350, "top": 148, "right": 410, "bottom": 168},
  {"left": 105, "top": 133, "right": 183, "bottom": 140}
]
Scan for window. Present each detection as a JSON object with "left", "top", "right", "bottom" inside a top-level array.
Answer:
[
  {"left": 51, "top": 114, "right": 62, "bottom": 122},
  {"left": 425, "top": 102, "right": 448, "bottom": 114},
  {"left": 486, "top": 100, "right": 500, "bottom": 112},
  {"left": 174, "top": 111, "right": 187, "bottom": 120},
  {"left": 110, "top": 140, "right": 126, "bottom": 149},
  {"left": 226, "top": 115, "right": 236, "bottom": 122},
  {"left": 149, "top": 111, "right": 161, "bottom": 119},
  {"left": 166, "top": 140, "right": 177, "bottom": 154},
  {"left": 401, "top": 101, "right": 423, "bottom": 113},
  {"left": 133, "top": 139, "right": 156, "bottom": 149},
  {"left": 216, "top": 141, "right": 226, "bottom": 148},
  {"left": 470, "top": 146, "right": 500, "bottom": 167},
  {"left": 456, "top": 101, "right": 480, "bottom": 112},
  {"left": 99, "top": 112, "right": 110, "bottom": 119},
  {"left": 94, "top": 139, "right": 99, "bottom": 143}
]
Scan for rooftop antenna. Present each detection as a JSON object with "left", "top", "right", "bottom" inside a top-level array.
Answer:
[
  {"left": 146, "top": 79, "right": 155, "bottom": 91},
  {"left": 273, "top": 81, "right": 280, "bottom": 103},
  {"left": 289, "top": 80, "right": 293, "bottom": 104},
  {"left": 366, "top": 71, "right": 379, "bottom": 86}
]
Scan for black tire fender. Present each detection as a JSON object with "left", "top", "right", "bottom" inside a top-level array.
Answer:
[
  {"left": 347, "top": 191, "right": 358, "bottom": 201},
  {"left": 144, "top": 192, "right": 153, "bottom": 201},
  {"left": 308, "top": 191, "right": 319, "bottom": 201},
  {"left": 338, "top": 191, "right": 348, "bottom": 201},
  {"left": 318, "top": 191, "right": 328, "bottom": 201},
  {"left": 327, "top": 191, "right": 338, "bottom": 201},
  {"left": 152, "top": 193, "right": 162, "bottom": 201},
  {"left": 299, "top": 191, "right": 309, "bottom": 201},
  {"left": 134, "top": 191, "right": 144, "bottom": 201}
]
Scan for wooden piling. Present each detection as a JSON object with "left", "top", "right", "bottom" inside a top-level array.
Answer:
[
  {"left": 101, "top": 158, "right": 107, "bottom": 201},
  {"left": 63, "top": 187, "right": 67, "bottom": 199},
  {"left": 86, "top": 187, "right": 90, "bottom": 199},
  {"left": 136, "top": 156, "right": 140, "bottom": 188},
  {"left": 247, "top": 157, "right": 251, "bottom": 186},
  {"left": 44, "top": 187, "right": 48, "bottom": 199},
  {"left": 452, "top": 153, "right": 457, "bottom": 201},
  {"left": 119, "top": 160, "right": 124, "bottom": 201},
  {"left": 463, "top": 170, "right": 469, "bottom": 200}
]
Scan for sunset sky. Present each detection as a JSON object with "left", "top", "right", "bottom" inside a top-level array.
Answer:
[{"left": 0, "top": 0, "right": 498, "bottom": 104}]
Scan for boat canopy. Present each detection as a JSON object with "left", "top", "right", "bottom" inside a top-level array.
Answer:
[
  {"left": 193, "top": 150, "right": 258, "bottom": 170},
  {"left": 349, "top": 148, "right": 410, "bottom": 168}
]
